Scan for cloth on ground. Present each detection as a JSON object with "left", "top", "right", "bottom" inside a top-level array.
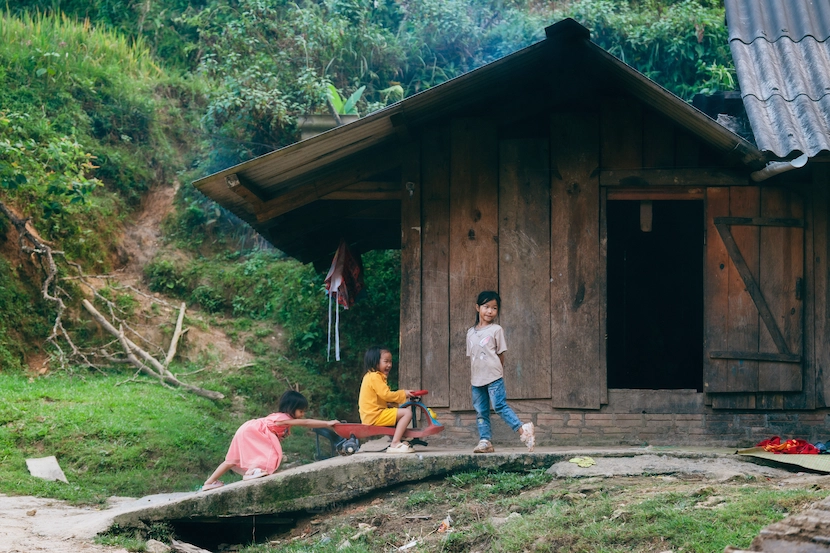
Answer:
[{"left": 756, "top": 436, "right": 819, "bottom": 454}]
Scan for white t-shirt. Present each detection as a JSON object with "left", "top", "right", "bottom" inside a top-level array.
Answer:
[{"left": 466, "top": 323, "right": 508, "bottom": 387}]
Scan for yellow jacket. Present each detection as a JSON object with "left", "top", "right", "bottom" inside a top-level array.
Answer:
[{"left": 359, "top": 371, "right": 406, "bottom": 425}]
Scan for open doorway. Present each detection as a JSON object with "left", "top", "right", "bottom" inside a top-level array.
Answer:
[{"left": 606, "top": 199, "right": 703, "bottom": 391}]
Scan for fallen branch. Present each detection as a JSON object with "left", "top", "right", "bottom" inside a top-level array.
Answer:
[
  {"left": 83, "top": 299, "right": 224, "bottom": 400},
  {"left": 164, "top": 302, "right": 186, "bottom": 369}
]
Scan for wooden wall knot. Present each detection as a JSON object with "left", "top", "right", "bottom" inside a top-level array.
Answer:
[
  {"left": 566, "top": 182, "right": 580, "bottom": 195},
  {"left": 468, "top": 229, "right": 476, "bottom": 240}
]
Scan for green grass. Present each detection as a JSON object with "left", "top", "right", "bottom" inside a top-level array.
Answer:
[
  {"left": 231, "top": 470, "right": 828, "bottom": 553},
  {"left": 0, "top": 370, "right": 322, "bottom": 505}
]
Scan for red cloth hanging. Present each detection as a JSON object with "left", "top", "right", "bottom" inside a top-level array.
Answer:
[
  {"left": 324, "top": 240, "right": 365, "bottom": 361},
  {"left": 324, "top": 239, "right": 364, "bottom": 309},
  {"left": 756, "top": 436, "right": 819, "bottom": 454}
]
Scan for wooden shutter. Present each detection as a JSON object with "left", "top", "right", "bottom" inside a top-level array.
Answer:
[{"left": 704, "top": 186, "right": 804, "bottom": 399}]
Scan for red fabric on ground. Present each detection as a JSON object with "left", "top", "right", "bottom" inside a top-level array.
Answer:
[{"left": 756, "top": 436, "right": 819, "bottom": 454}]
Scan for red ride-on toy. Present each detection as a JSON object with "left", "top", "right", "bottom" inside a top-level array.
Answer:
[{"left": 313, "top": 390, "right": 443, "bottom": 458}]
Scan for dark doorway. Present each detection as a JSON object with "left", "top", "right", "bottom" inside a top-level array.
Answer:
[{"left": 607, "top": 200, "right": 703, "bottom": 390}]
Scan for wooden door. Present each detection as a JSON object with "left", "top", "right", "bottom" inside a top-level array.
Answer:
[{"left": 704, "top": 186, "right": 804, "bottom": 405}]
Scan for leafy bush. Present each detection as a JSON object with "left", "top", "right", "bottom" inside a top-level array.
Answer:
[{"left": 565, "top": 0, "right": 735, "bottom": 99}]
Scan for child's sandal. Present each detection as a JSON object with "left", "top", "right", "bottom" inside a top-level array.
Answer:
[
  {"left": 242, "top": 468, "right": 268, "bottom": 480},
  {"left": 200, "top": 481, "right": 224, "bottom": 491}
]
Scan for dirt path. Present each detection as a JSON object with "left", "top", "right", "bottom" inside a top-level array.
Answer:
[{"left": 0, "top": 495, "right": 128, "bottom": 553}]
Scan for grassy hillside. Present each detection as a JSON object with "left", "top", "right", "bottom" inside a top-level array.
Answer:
[{"left": 0, "top": 0, "right": 736, "bottom": 508}]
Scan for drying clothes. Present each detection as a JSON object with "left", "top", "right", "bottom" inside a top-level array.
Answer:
[
  {"left": 756, "top": 436, "right": 819, "bottom": 454},
  {"left": 324, "top": 239, "right": 365, "bottom": 361}
]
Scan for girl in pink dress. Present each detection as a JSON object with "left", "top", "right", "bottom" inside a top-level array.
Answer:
[{"left": 201, "top": 390, "right": 338, "bottom": 490}]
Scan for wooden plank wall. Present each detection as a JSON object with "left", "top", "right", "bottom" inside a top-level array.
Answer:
[
  {"left": 723, "top": 187, "right": 760, "bottom": 409},
  {"left": 815, "top": 166, "right": 830, "bottom": 407},
  {"left": 704, "top": 187, "right": 731, "bottom": 398},
  {"left": 448, "top": 118, "right": 499, "bottom": 412},
  {"left": 550, "top": 112, "right": 602, "bottom": 409},
  {"left": 758, "top": 187, "right": 803, "bottom": 404},
  {"left": 420, "top": 125, "right": 451, "bottom": 408},
  {"left": 498, "top": 138, "right": 552, "bottom": 399},
  {"left": 399, "top": 141, "right": 422, "bottom": 390}
]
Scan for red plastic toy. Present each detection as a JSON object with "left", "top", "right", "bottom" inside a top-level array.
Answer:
[{"left": 331, "top": 392, "right": 443, "bottom": 441}]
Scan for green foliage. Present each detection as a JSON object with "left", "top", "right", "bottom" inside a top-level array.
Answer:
[
  {"left": 565, "top": 0, "right": 735, "bottom": 99},
  {"left": 0, "top": 12, "right": 205, "bottom": 267},
  {"left": 327, "top": 84, "right": 366, "bottom": 115},
  {"left": 0, "top": 257, "right": 51, "bottom": 371},
  {"left": 3, "top": 0, "right": 204, "bottom": 70},
  {"left": 142, "top": 248, "right": 401, "bottom": 418}
]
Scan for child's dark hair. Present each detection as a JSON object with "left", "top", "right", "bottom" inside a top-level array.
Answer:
[
  {"left": 364, "top": 345, "right": 391, "bottom": 372},
  {"left": 474, "top": 290, "right": 501, "bottom": 325},
  {"left": 278, "top": 390, "right": 309, "bottom": 416}
]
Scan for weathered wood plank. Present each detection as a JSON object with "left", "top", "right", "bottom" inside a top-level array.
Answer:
[
  {"left": 599, "top": 168, "right": 749, "bottom": 187},
  {"left": 321, "top": 181, "right": 400, "bottom": 200},
  {"left": 642, "top": 109, "right": 675, "bottom": 168},
  {"left": 498, "top": 138, "right": 552, "bottom": 399},
  {"left": 675, "top": 130, "right": 700, "bottom": 168},
  {"left": 786, "top": 180, "right": 816, "bottom": 410},
  {"left": 448, "top": 118, "right": 499, "bottom": 411},
  {"left": 420, "top": 125, "right": 451, "bottom": 408},
  {"left": 703, "top": 187, "right": 731, "bottom": 395},
  {"left": 399, "top": 142, "right": 422, "bottom": 391},
  {"left": 254, "top": 145, "right": 401, "bottom": 222},
  {"left": 715, "top": 222, "right": 791, "bottom": 355},
  {"left": 606, "top": 187, "right": 703, "bottom": 201},
  {"left": 714, "top": 217, "right": 804, "bottom": 228},
  {"left": 758, "top": 187, "right": 803, "bottom": 393},
  {"left": 600, "top": 97, "right": 642, "bottom": 169},
  {"left": 709, "top": 351, "right": 799, "bottom": 363},
  {"left": 725, "top": 186, "right": 760, "bottom": 395},
  {"left": 598, "top": 188, "right": 608, "bottom": 405},
  {"left": 551, "top": 112, "right": 602, "bottom": 409},
  {"left": 815, "top": 166, "right": 830, "bottom": 407}
]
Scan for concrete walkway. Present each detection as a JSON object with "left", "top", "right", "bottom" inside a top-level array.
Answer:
[
  {"left": 110, "top": 445, "right": 761, "bottom": 530},
  {"left": 22, "top": 445, "right": 798, "bottom": 541}
]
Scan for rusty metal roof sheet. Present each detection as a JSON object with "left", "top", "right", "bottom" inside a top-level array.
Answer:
[{"left": 726, "top": 0, "right": 830, "bottom": 158}]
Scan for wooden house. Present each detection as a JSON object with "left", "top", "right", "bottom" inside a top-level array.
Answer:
[{"left": 194, "top": 17, "right": 830, "bottom": 446}]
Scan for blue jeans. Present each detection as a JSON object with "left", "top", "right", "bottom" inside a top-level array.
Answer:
[{"left": 471, "top": 378, "right": 522, "bottom": 441}]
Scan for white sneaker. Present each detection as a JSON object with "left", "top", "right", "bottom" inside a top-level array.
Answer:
[
  {"left": 387, "top": 442, "right": 415, "bottom": 454},
  {"left": 520, "top": 422, "right": 535, "bottom": 452},
  {"left": 473, "top": 439, "right": 495, "bottom": 453}
]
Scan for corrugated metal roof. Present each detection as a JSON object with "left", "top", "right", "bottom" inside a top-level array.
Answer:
[{"left": 726, "top": 0, "right": 830, "bottom": 158}]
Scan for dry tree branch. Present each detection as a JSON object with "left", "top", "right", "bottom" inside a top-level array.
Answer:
[
  {"left": 164, "top": 302, "right": 186, "bottom": 369},
  {"left": 83, "top": 300, "right": 223, "bottom": 400},
  {"left": 0, "top": 200, "right": 222, "bottom": 400}
]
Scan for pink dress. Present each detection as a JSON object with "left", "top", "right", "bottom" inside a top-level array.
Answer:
[{"left": 224, "top": 413, "right": 292, "bottom": 475}]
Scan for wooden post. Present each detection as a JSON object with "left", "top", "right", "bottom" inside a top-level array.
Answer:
[{"left": 399, "top": 142, "right": 422, "bottom": 390}]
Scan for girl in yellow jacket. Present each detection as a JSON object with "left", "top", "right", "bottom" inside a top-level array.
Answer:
[{"left": 358, "top": 345, "right": 415, "bottom": 453}]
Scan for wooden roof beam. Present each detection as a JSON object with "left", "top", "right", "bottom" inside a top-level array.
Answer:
[{"left": 320, "top": 181, "right": 400, "bottom": 200}]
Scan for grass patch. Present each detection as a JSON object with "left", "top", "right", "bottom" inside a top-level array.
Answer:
[
  {"left": 238, "top": 470, "right": 829, "bottom": 553},
  {"left": 0, "top": 370, "right": 325, "bottom": 504}
]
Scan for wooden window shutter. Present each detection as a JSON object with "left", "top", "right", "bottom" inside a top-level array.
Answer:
[{"left": 704, "top": 186, "right": 804, "bottom": 398}]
